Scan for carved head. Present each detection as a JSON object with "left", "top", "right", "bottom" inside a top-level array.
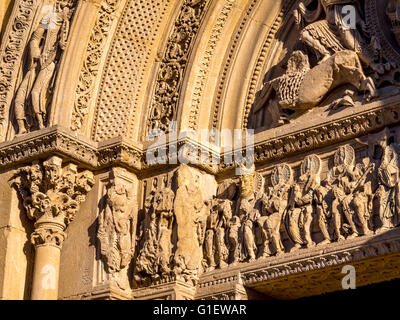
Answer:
[
  {"left": 57, "top": 0, "right": 75, "bottom": 9},
  {"left": 334, "top": 145, "right": 355, "bottom": 169},
  {"left": 239, "top": 165, "right": 256, "bottom": 199},
  {"left": 287, "top": 51, "right": 310, "bottom": 74},
  {"left": 43, "top": 156, "right": 63, "bottom": 187}
]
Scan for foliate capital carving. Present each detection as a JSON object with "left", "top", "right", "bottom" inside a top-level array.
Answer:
[
  {"left": 12, "top": 155, "right": 94, "bottom": 247},
  {"left": 31, "top": 225, "right": 67, "bottom": 249}
]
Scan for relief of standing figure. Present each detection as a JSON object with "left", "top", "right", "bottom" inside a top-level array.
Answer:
[{"left": 14, "top": 0, "right": 74, "bottom": 135}]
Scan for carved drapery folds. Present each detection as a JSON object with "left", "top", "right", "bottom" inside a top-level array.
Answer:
[
  {"left": 12, "top": 0, "right": 77, "bottom": 136},
  {"left": 198, "top": 127, "right": 400, "bottom": 271},
  {"left": 97, "top": 167, "right": 137, "bottom": 291},
  {"left": 250, "top": 0, "right": 400, "bottom": 131},
  {"left": 135, "top": 165, "right": 209, "bottom": 287},
  {"left": 0, "top": 0, "right": 38, "bottom": 139},
  {"left": 12, "top": 155, "right": 94, "bottom": 248}
]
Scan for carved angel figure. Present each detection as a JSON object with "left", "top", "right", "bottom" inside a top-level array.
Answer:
[
  {"left": 14, "top": 0, "right": 74, "bottom": 135},
  {"left": 294, "top": 0, "right": 382, "bottom": 72}
]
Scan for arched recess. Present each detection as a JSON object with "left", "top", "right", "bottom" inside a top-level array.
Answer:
[{"left": 53, "top": 0, "right": 299, "bottom": 144}]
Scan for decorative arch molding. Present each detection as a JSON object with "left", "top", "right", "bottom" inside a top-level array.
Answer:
[
  {"left": 141, "top": 0, "right": 212, "bottom": 139},
  {"left": 240, "top": 0, "right": 297, "bottom": 130},
  {"left": 212, "top": 0, "right": 296, "bottom": 134},
  {"left": 68, "top": 0, "right": 127, "bottom": 136}
]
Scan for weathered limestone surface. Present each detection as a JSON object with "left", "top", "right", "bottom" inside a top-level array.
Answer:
[{"left": 1, "top": 0, "right": 400, "bottom": 300}]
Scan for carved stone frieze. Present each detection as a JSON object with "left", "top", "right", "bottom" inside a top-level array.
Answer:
[
  {"left": 251, "top": 104, "right": 400, "bottom": 168},
  {"left": 198, "top": 127, "right": 400, "bottom": 274},
  {"left": 0, "top": 126, "right": 98, "bottom": 169}
]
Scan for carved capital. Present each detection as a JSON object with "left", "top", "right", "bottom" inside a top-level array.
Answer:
[
  {"left": 31, "top": 224, "right": 67, "bottom": 249},
  {"left": 12, "top": 155, "right": 94, "bottom": 246}
]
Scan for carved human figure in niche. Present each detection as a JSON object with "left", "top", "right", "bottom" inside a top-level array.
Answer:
[
  {"left": 153, "top": 176, "right": 175, "bottom": 276},
  {"left": 14, "top": 0, "right": 74, "bottom": 135},
  {"left": 313, "top": 181, "right": 332, "bottom": 245},
  {"left": 328, "top": 145, "right": 373, "bottom": 240},
  {"left": 173, "top": 165, "right": 207, "bottom": 284},
  {"left": 375, "top": 144, "right": 400, "bottom": 232},
  {"left": 294, "top": 0, "right": 382, "bottom": 73},
  {"left": 257, "top": 165, "right": 290, "bottom": 257},
  {"left": 286, "top": 156, "right": 321, "bottom": 249},
  {"left": 135, "top": 178, "right": 159, "bottom": 282},
  {"left": 236, "top": 165, "right": 263, "bottom": 262},
  {"left": 203, "top": 198, "right": 232, "bottom": 271},
  {"left": 98, "top": 180, "right": 135, "bottom": 278}
]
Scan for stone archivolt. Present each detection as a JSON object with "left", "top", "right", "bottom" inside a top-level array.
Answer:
[
  {"left": 146, "top": 0, "right": 209, "bottom": 135},
  {"left": 71, "top": 0, "right": 123, "bottom": 134}
]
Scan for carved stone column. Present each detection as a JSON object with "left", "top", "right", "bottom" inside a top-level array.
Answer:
[{"left": 12, "top": 156, "right": 94, "bottom": 299}]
